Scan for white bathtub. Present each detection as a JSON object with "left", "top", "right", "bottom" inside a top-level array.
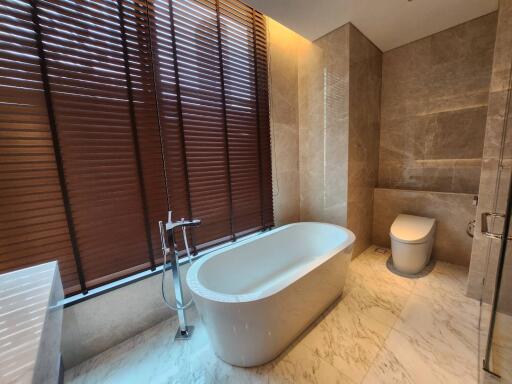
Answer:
[{"left": 186, "top": 222, "right": 355, "bottom": 367}]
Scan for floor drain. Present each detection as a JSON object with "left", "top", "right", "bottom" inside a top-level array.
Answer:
[{"left": 374, "top": 247, "right": 388, "bottom": 254}]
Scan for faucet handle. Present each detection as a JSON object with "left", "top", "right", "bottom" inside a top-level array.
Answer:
[
  {"left": 158, "top": 220, "right": 170, "bottom": 255},
  {"left": 167, "top": 210, "right": 173, "bottom": 223}
]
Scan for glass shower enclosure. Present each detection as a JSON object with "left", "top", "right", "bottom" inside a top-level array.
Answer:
[{"left": 478, "top": 42, "right": 512, "bottom": 383}]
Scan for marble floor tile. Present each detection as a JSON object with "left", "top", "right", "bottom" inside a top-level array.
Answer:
[
  {"left": 393, "top": 294, "right": 479, "bottom": 383},
  {"left": 300, "top": 299, "right": 391, "bottom": 382},
  {"left": 365, "top": 292, "right": 477, "bottom": 384},
  {"left": 339, "top": 284, "right": 405, "bottom": 327},
  {"left": 65, "top": 246, "right": 483, "bottom": 384},
  {"left": 267, "top": 343, "right": 356, "bottom": 384},
  {"left": 196, "top": 340, "right": 270, "bottom": 384},
  {"left": 363, "top": 328, "right": 463, "bottom": 384},
  {"left": 489, "top": 312, "right": 512, "bottom": 382},
  {"left": 413, "top": 260, "right": 471, "bottom": 302},
  {"left": 349, "top": 247, "right": 416, "bottom": 294},
  {"left": 481, "top": 371, "right": 501, "bottom": 384},
  {"left": 64, "top": 308, "right": 216, "bottom": 384},
  {"left": 342, "top": 247, "right": 419, "bottom": 329}
]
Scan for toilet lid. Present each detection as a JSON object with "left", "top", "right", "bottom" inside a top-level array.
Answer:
[{"left": 390, "top": 214, "right": 435, "bottom": 244}]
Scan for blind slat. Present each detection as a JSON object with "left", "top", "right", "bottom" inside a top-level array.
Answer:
[
  {"left": 0, "top": 0, "right": 272, "bottom": 296},
  {"left": 0, "top": 1, "right": 79, "bottom": 290}
]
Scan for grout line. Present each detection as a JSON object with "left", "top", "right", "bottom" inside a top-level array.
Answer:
[
  {"left": 356, "top": 251, "right": 416, "bottom": 383},
  {"left": 279, "top": 247, "right": 405, "bottom": 382},
  {"left": 292, "top": 342, "right": 356, "bottom": 383}
]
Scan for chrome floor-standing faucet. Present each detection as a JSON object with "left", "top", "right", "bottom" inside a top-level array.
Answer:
[{"left": 159, "top": 211, "right": 201, "bottom": 340}]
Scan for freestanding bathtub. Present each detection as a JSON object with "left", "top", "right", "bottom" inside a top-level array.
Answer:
[{"left": 186, "top": 222, "right": 355, "bottom": 367}]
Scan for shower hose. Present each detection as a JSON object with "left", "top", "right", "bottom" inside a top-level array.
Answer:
[{"left": 161, "top": 226, "right": 194, "bottom": 311}]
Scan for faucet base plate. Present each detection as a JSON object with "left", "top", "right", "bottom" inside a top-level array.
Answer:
[{"left": 174, "top": 325, "right": 194, "bottom": 340}]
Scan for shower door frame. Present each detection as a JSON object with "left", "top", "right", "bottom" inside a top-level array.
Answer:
[{"left": 482, "top": 172, "right": 512, "bottom": 376}]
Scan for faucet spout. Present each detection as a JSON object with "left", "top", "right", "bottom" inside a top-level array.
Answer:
[{"left": 165, "top": 218, "right": 201, "bottom": 231}]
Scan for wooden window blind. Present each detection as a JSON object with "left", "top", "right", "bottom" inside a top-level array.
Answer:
[
  {"left": 220, "top": 0, "right": 273, "bottom": 232},
  {"left": 0, "top": 0, "right": 80, "bottom": 290},
  {"left": 0, "top": 0, "right": 272, "bottom": 296},
  {"left": 153, "top": 0, "right": 273, "bottom": 250}
]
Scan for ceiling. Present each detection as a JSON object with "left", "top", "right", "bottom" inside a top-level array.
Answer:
[{"left": 243, "top": 0, "right": 499, "bottom": 51}]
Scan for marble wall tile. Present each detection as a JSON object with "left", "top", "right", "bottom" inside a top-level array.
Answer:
[
  {"left": 319, "top": 25, "right": 350, "bottom": 227},
  {"left": 488, "top": 0, "right": 512, "bottom": 94},
  {"left": 379, "top": 13, "right": 497, "bottom": 194},
  {"left": 381, "top": 38, "right": 431, "bottom": 120},
  {"left": 298, "top": 24, "right": 382, "bottom": 257},
  {"left": 482, "top": 90, "right": 512, "bottom": 158},
  {"left": 347, "top": 25, "right": 382, "bottom": 257},
  {"left": 267, "top": 18, "right": 308, "bottom": 226},
  {"left": 62, "top": 266, "right": 191, "bottom": 369},
  {"left": 452, "top": 164, "right": 483, "bottom": 193},
  {"left": 298, "top": 24, "right": 349, "bottom": 227},
  {"left": 425, "top": 107, "right": 488, "bottom": 160},
  {"left": 372, "top": 188, "right": 477, "bottom": 266}
]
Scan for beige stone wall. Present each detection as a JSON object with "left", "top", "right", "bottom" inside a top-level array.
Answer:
[
  {"left": 296, "top": 24, "right": 382, "bottom": 256},
  {"left": 378, "top": 13, "right": 497, "bottom": 194},
  {"left": 63, "top": 264, "right": 193, "bottom": 368},
  {"left": 269, "top": 15, "right": 497, "bottom": 266},
  {"left": 268, "top": 19, "right": 354, "bottom": 231},
  {"left": 373, "top": 188, "right": 476, "bottom": 265},
  {"left": 267, "top": 18, "right": 308, "bottom": 226},
  {"left": 298, "top": 25, "right": 350, "bottom": 226},
  {"left": 347, "top": 26, "right": 382, "bottom": 257},
  {"left": 371, "top": 13, "right": 498, "bottom": 267},
  {"left": 467, "top": 0, "right": 512, "bottom": 303}
]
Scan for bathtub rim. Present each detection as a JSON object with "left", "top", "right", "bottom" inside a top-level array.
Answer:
[{"left": 186, "top": 222, "right": 355, "bottom": 304}]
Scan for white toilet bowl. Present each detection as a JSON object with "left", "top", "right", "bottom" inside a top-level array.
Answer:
[{"left": 390, "top": 214, "right": 436, "bottom": 275}]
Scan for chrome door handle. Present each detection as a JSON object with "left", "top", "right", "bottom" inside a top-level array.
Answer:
[{"left": 481, "top": 212, "right": 512, "bottom": 240}]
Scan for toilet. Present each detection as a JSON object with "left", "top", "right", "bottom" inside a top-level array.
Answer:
[{"left": 390, "top": 214, "right": 436, "bottom": 275}]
